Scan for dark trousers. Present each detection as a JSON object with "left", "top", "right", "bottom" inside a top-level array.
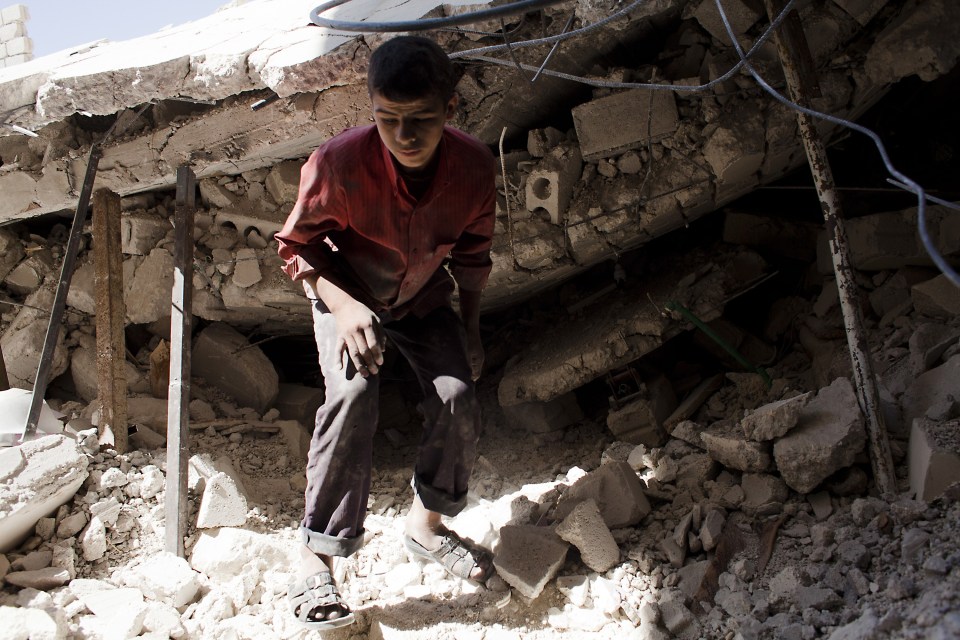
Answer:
[{"left": 300, "top": 301, "right": 481, "bottom": 557}]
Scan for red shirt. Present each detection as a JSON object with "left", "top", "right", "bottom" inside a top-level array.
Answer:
[{"left": 276, "top": 125, "right": 496, "bottom": 318}]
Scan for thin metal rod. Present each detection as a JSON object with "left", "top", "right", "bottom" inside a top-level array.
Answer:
[
  {"left": 165, "top": 165, "right": 196, "bottom": 557},
  {"left": 532, "top": 11, "right": 576, "bottom": 83},
  {"left": 763, "top": 0, "right": 896, "bottom": 495},
  {"left": 22, "top": 145, "right": 102, "bottom": 442}
]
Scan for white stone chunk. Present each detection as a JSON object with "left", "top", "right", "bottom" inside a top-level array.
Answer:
[
  {"left": 139, "top": 465, "right": 165, "bottom": 500},
  {"left": 81, "top": 516, "right": 107, "bottom": 561},
  {"left": 196, "top": 472, "right": 248, "bottom": 529},
  {"left": 133, "top": 552, "right": 201, "bottom": 609}
]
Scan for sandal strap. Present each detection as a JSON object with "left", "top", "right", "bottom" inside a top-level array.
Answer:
[
  {"left": 436, "top": 533, "right": 484, "bottom": 579},
  {"left": 289, "top": 572, "right": 350, "bottom": 622}
]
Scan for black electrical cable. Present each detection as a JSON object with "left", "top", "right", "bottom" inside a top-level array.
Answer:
[{"left": 309, "top": 0, "right": 567, "bottom": 33}]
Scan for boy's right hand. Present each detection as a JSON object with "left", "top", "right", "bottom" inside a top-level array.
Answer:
[{"left": 331, "top": 299, "right": 385, "bottom": 378}]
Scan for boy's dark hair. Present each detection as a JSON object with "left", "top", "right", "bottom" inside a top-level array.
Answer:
[{"left": 367, "top": 36, "right": 456, "bottom": 103}]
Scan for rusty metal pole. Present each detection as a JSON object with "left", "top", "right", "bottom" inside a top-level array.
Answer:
[
  {"left": 764, "top": 0, "right": 896, "bottom": 495},
  {"left": 22, "top": 145, "right": 102, "bottom": 441},
  {"left": 165, "top": 165, "right": 196, "bottom": 557},
  {"left": 93, "top": 189, "right": 128, "bottom": 453}
]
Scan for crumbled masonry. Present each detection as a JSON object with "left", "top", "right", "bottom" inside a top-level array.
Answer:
[{"left": 0, "top": 0, "right": 959, "bottom": 638}]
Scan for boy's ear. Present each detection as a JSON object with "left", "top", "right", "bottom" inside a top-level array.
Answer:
[{"left": 445, "top": 93, "right": 459, "bottom": 120}]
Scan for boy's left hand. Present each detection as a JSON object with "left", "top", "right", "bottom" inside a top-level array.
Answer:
[{"left": 466, "top": 327, "right": 484, "bottom": 381}]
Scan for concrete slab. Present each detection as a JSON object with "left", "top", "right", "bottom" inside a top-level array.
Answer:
[
  {"left": 0, "top": 434, "right": 88, "bottom": 552},
  {"left": 493, "top": 524, "right": 569, "bottom": 600}
]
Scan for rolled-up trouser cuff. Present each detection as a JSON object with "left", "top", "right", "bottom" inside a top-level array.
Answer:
[
  {"left": 300, "top": 526, "right": 364, "bottom": 557},
  {"left": 412, "top": 474, "right": 467, "bottom": 517}
]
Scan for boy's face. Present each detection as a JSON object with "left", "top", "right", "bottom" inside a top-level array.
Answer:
[{"left": 371, "top": 91, "right": 458, "bottom": 172}]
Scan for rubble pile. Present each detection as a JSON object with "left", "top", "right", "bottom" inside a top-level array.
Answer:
[
  {"left": 0, "top": 0, "right": 958, "bottom": 638},
  {"left": 1, "top": 239, "right": 959, "bottom": 638}
]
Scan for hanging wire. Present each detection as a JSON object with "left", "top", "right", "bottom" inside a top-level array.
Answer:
[{"left": 711, "top": 0, "right": 960, "bottom": 287}]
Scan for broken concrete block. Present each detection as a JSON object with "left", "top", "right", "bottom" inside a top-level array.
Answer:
[
  {"left": 703, "top": 107, "right": 765, "bottom": 193},
  {"left": 493, "top": 525, "right": 569, "bottom": 600},
  {"left": 199, "top": 180, "right": 238, "bottom": 209},
  {"left": 677, "top": 559, "right": 710, "bottom": 600},
  {"left": 912, "top": 274, "right": 960, "bottom": 319},
  {"left": 274, "top": 383, "right": 324, "bottom": 428},
  {"left": 524, "top": 144, "right": 582, "bottom": 224},
  {"left": 909, "top": 323, "right": 960, "bottom": 375},
  {"left": 196, "top": 472, "right": 248, "bottom": 529},
  {"left": 191, "top": 323, "right": 279, "bottom": 413},
  {"left": 909, "top": 418, "right": 960, "bottom": 502},
  {"left": 121, "top": 212, "right": 171, "bottom": 256},
  {"left": 741, "top": 392, "right": 814, "bottom": 441},
  {"left": 902, "top": 354, "right": 960, "bottom": 428},
  {"left": 231, "top": 248, "right": 262, "bottom": 288},
  {"left": 741, "top": 473, "right": 789, "bottom": 512},
  {"left": 125, "top": 248, "right": 174, "bottom": 324},
  {"left": 554, "top": 461, "right": 651, "bottom": 529},
  {"left": 502, "top": 392, "right": 584, "bottom": 434},
  {"left": 81, "top": 516, "right": 107, "bottom": 561},
  {"left": 1, "top": 287, "right": 69, "bottom": 389},
  {"left": 701, "top": 421, "right": 773, "bottom": 472},
  {"left": 572, "top": 89, "right": 679, "bottom": 161},
  {"left": 132, "top": 552, "right": 201, "bottom": 608},
  {"left": 555, "top": 499, "right": 620, "bottom": 573},
  {"left": 699, "top": 508, "right": 725, "bottom": 551},
  {"left": 264, "top": 160, "right": 301, "bottom": 205},
  {"left": 659, "top": 535, "right": 686, "bottom": 568},
  {"left": 773, "top": 378, "right": 867, "bottom": 494},
  {"left": 606, "top": 375, "right": 676, "bottom": 447},
  {"left": 692, "top": 0, "right": 760, "bottom": 45},
  {"left": 0, "top": 435, "right": 87, "bottom": 552},
  {"left": 4, "top": 258, "right": 44, "bottom": 294}
]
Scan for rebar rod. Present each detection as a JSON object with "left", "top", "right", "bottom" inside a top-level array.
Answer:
[{"left": 762, "top": 0, "right": 896, "bottom": 495}]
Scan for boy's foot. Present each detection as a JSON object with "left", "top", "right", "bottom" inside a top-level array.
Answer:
[
  {"left": 403, "top": 529, "right": 493, "bottom": 584},
  {"left": 289, "top": 546, "right": 355, "bottom": 630},
  {"left": 404, "top": 495, "right": 492, "bottom": 583}
]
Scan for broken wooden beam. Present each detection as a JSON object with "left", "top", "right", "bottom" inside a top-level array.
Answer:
[
  {"left": 764, "top": 0, "right": 897, "bottom": 496},
  {"left": 165, "top": 165, "right": 196, "bottom": 558},
  {"left": 93, "top": 188, "right": 128, "bottom": 453}
]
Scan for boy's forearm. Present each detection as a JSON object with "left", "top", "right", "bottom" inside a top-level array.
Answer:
[{"left": 302, "top": 273, "right": 358, "bottom": 314}]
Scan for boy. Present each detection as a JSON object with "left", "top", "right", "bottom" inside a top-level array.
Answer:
[{"left": 275, "top": 36, "right": 497, "bottom": 629}]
